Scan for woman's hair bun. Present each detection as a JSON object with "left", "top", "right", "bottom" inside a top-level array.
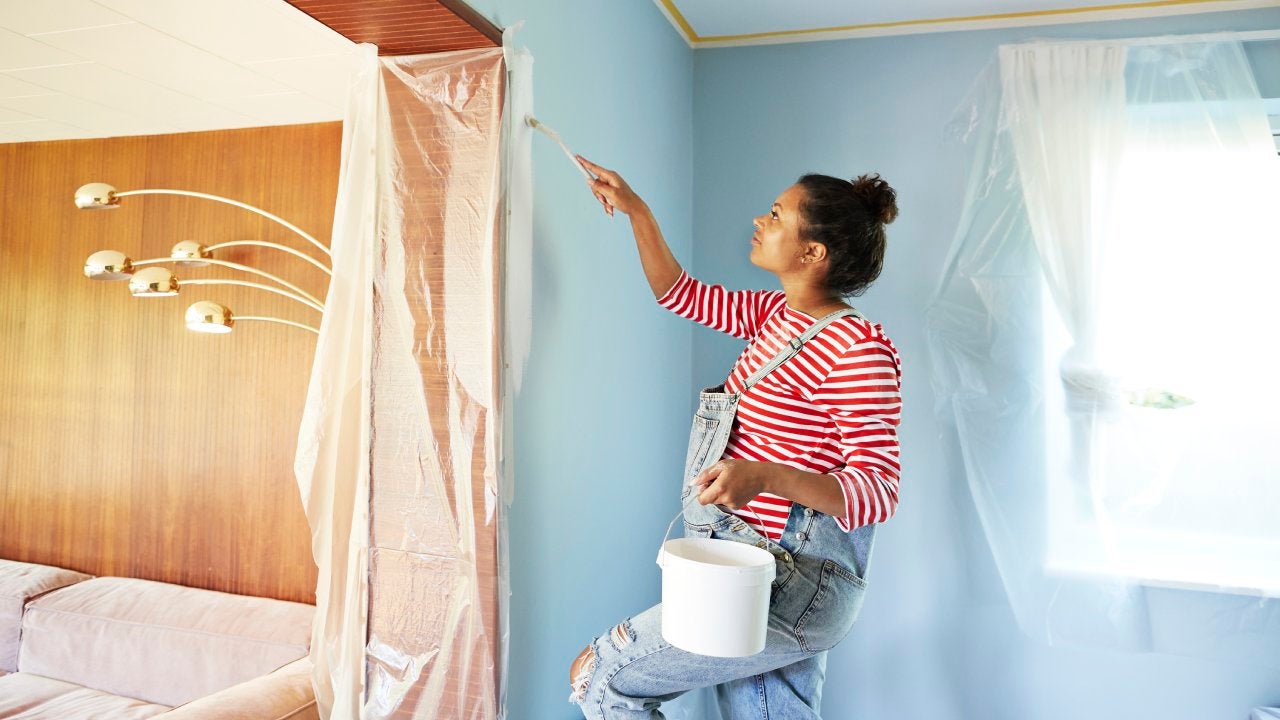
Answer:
[
  {"left": 795, "top": 171, "right": 894, "bottom": 296},
  {"left": 850, "top": 173, "right": 898, "bottom": 225}
]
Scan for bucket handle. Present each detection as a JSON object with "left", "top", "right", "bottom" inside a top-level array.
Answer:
[{"left": 658, "top": 490, "right": 770, "bottom": 567}]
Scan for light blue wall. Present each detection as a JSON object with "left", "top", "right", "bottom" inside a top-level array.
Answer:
[
  {"left": 692, "top": 7, "right": 1280, "bottom": 720},
  {"left": 462, "top": 2, "right": 1280, "bottom": 718},
  {"left": 465, "top": 1, "right": 695, "bottom": 716}
]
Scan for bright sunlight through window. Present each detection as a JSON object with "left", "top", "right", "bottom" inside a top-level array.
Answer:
[{"left": 1043, "top": 108, "right": 1280, "bottom": 597}]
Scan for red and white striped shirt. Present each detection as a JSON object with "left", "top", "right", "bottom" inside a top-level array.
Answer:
[{"left": 659, "top": 271, "right": 903, "bottom": 541}]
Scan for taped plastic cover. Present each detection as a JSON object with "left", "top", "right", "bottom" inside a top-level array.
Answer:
[
  {"left": 296, "top": 35, "right": 532, "bottom": 718},
  {"left": 925, "top": 36, "right": 1280, "bottom": 662}
]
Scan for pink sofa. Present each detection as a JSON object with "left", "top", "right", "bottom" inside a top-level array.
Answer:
[{"left": 0, "top": 559, "right": 317, "bottom": 719}]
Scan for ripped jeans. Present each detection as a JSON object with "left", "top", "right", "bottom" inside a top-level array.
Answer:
[
  {"left": 569, "top": 376, "right": 877, "bottom": 719},
  {"left": 568, "top": 513, "right": 872, "bottom": 718}
]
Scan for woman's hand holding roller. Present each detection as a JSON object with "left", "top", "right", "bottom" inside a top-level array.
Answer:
[{"left": 578, "top": 156, "right": 646, "bottom": 218}]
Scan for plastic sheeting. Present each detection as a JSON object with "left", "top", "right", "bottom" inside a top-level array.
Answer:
[
  {"left": 295, "top": 35, "right": 532, "bottom": 718},
  {"left": 294, "top": 43, "right": 378, "bottom": 720},
  {"left": 926, "top": 35, "right": 1280, "bottom": 659}
]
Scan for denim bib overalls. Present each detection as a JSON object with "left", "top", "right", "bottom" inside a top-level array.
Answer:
[{"left": 572, "top": 308, "right": 879, "bottom": 720}]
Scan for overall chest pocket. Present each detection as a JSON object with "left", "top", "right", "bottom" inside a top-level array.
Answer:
[
  {"left": 684, "top": 415, "right": 721, "bottom": 480},
  {"left": 793, "top": 559, "right": 868, "bottom": 653}
]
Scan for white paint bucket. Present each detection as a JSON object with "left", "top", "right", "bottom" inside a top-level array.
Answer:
[{"left": 656, "top": 532, "right": 776, "bottom": 657}]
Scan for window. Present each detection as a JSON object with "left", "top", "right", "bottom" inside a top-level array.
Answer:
[{"left": 1041, "top": 100, "right": 1280, "bottom": 596}]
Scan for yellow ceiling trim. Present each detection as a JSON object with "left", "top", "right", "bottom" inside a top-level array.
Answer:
[
  {"left": 657, "top": 0, "right": 699, "bottom": 41},
  {"left": 663, "top": 0, "right": 1253, "bottom": 44}
]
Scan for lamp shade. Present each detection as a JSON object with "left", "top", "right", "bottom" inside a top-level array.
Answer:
[
  {"left": 170, "top": 240, "right": 212, "bottom": 266},
  {"left": 129, "top": 267, "right": 179, "bottom": 297},
  {"left": 185, "top": 301, "right": 234, "bottom": 333},
  {"left": 75, "top": 182, "right": 119, "bottom": 210},
  {"left": 84, "top": 250, "right": 133, "bottom": 280}
]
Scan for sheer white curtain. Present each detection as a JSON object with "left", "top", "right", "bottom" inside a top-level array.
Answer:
[
  {"left": 927, "top": 35, "right": 1280, "bottom": 659},
  {"left": 1001, "top": 42, "right": 1128, "bottom": 397}
]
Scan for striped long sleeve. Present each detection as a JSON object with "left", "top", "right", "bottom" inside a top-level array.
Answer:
[
  {"left": 657, "top": 270, "right": 786, "bottom": 341},
  {"left": 813, "top": 334, "right": 903, "bottom": 530}
]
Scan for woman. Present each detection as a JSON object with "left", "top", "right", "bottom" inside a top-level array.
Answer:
[{"left": 569, "top": 156, "right": 903, "bottom": 720}]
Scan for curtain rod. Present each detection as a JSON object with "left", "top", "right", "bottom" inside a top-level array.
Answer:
[
  {"left": 1014, "top": 28, "right": 1280, "bottom": 47},
  {"left": 1237, "top": 30, "right": 1280, "bottom": 43}
]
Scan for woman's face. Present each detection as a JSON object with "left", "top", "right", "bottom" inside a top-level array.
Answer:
[{"left": 750, "top": 184, "right": 811, "bottom": 275}]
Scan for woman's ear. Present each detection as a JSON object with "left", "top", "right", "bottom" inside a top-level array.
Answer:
[{"left": 802, "top": 242, "right": 827, "bottom": 265}]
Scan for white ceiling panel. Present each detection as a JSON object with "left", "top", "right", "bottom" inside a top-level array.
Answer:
[
  {"left": 94, "top": 0, "right": 351, "bottom": 64},
  {"left": 0, "top": 0, "right": 353, "bottom": 144},
  {"left": 0, "top": 105, "right": 37, "bottom": 123},
  {"left": 213, "top": 91, "right": 341, "bottom": 126},
  {"left": 0, "top": 74, "right": 57, "bottom": 99},
  {"left": 0, "top": 27, "right": 85, "bottom": 71},
  {"left": 0, "top": 119, "right": 97, "bottom": 142},
  {"left": 244, "top": 53, "right": 353, "bottom": 107},
  {"left": 0, "top": 92, "right": 179, "bottom": 136},
  {"left": 6, "top": 63, "right": 258, "bottom": 130},
  {"left": 0, "top": 0, "right": 131, "bottom": 36},
  {"left": 33, "top": 23, "right": 294, "bottom": 100}
]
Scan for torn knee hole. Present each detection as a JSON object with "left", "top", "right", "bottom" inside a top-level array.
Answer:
[
  {"left": 568, "top": 645, "right": 597, "bottom": 704},
  {"left": 609, "top": 620, "right": 635, "bottom": 651}
]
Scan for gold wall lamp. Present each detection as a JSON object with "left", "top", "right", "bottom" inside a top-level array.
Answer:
[{"left": 77, "top": 183, "right": 329, "bottom": 335}]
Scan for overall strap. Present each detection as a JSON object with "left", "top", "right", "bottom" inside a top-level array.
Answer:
[{"left": 737, "top": 308, "right": 862, "bottom": 395}]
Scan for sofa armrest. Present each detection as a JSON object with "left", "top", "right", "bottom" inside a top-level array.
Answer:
[{"left": 162, "top": 657, "right": 317, "bottom": 720}]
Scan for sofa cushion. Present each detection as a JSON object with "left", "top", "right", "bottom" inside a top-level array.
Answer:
[
  {"left": 164, "top": 657, "right": 318, "bottom": 720},
  {"left": 0, "top": 671, "right": 170, "bottom": 719},
  {"left": 0, "top": 559, "right": 93, "bottom": 673},
  {"left": 18, "top": 577, "right": 313, "bottom": 707}
]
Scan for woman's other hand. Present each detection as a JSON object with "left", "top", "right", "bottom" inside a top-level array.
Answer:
[
  {"left": 693, "top": 460, "right": 772, "bottom": 510},
  {"left": 577, "top": 156, "right": 646, "bottom": 218}
]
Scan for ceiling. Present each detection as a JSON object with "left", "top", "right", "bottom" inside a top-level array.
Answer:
[
  {"left": 0, "top": 0, "right": 357, "bottom": 144},
  {"left": 657, "top": 0, "right": 1280, "bottom": 46},
  {"left": 0, "top": 0, "right": 501, "bottom": 145},
  {"left": 4, "top": 0, "right": 1275, "bottom": 144}
]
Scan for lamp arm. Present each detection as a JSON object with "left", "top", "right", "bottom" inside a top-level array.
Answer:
[
  {"left": 114, "top": 189, "right": 331, "bottom": 258},
  {"left": 206, "top": 241, "right": 332, "bottom": 275},
  {"left": 133, "top": 258, "right": 324, "bottom": 308},
  {"left": 233, "top": 316, "right": 320, "bottom": 334},
  {"left": 181, "top": 279, "right": 325, "bottom": 313}
]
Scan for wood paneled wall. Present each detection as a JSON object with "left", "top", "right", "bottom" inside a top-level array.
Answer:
[{"left": 0, "top": 123, "right": 341, "bottom": 604}]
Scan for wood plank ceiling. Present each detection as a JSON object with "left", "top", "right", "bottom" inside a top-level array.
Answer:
[{"left": 286, "top": 0, "right": 500, "bottom": 56}]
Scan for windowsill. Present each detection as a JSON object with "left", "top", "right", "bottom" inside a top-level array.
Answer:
[{"left": 1044, "top": 557, "right": 1280, "bottom": 599}]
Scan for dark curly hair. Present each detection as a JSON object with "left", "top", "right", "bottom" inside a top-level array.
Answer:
[{"left": 795, "top": 173, "right": 898, "bottom": 297}]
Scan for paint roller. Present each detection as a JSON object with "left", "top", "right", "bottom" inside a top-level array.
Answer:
[
  {"left": 525, "top": 115, "right": 595, "bottom": 181},
  {"left": 526, "top": 115, "right": 616, "bottom": 215}
]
